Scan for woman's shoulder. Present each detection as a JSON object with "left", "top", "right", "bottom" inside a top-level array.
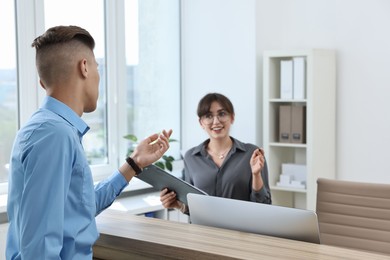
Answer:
[
  {"left": 232, "top": 137, "right": 259, "bottom": 152},
  {"left": 184, "top": 141, "right": 207, "bottom": 158},
  {"left": 184, "top": 147, "right": 196, "bottom": 157}
]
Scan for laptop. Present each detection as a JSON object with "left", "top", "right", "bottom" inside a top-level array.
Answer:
[{"left": 187, "top": 193, "right": 321, "bottom": 244}]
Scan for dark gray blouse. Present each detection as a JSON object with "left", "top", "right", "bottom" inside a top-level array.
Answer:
[{"left": 183, "top": 137, "right": 272, "bottom": 204}]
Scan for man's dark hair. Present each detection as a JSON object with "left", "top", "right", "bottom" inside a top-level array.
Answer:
[
  {"left": 32, "top": 25, "right": 95, "bottom": 50},
  {"left": 31, "top": 25, "right": 95, "bottom": 87}
]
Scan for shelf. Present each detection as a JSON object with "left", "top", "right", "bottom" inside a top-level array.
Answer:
[
  {"left": 263, "top": 49, "right": 336, "bottom": 210},
  {"left": 270, "top": 185, "right": 307, "bottom": 193},
  {"left": 269, "top": 99, "right": 307, "bottom": 103},
  {"left": 269, "top": 142, "right": 307, "bottom": 148}
]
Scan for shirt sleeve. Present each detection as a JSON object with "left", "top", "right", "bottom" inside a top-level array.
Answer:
[
  {"left": 250, "top": 160, "right": 272, "bottom": 204},
  {"left": 94, "top": 170, "right": 128, "bottom": 215},
  {"left": 183, "top": 157, "right": 193, "bottom": 184},
  {"left": 17, "top": 127, "right": 74, "bottom": 258}
]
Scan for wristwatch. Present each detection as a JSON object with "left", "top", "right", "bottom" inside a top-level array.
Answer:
[{"left": 125, "top": 156, "right": 142, "bottom": 176}]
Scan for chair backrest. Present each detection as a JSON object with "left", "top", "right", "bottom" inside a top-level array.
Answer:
[{"left": 316, "top": 178, "right": 390, "bottom": 255}]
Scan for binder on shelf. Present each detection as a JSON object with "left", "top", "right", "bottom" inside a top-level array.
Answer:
[
  {"left": 280, "top": 60, "right": 293, "bottom": 99},
  {"left": 291, "top": 105, "right": 306, "bottom": 144},
  {"left": 279, "top": 105, "right": 291, "bottom": 142},
  {"left": 293, "top": 57, "right": 306, "bottom": 100}
]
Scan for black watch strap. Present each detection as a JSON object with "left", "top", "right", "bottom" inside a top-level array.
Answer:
[{"left": 126, "top": 157, "right": 142, "bottom": 176}]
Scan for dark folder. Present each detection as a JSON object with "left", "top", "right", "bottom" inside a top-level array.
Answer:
[
  {"left": 279, "top": 105, "right": 291, "bottom": 142},
  {"left": 291, "top": 105, "right": 306, "bottom": 144},
  {"left": 136, "top": 164, "right": 207, "bottom": 205}
]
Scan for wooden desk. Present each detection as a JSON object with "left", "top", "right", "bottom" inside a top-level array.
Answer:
[{"left": 93, "top": 210, "right": 389, "bottom": 260}]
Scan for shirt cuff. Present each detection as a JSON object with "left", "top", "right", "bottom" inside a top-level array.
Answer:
[
  {"left": 180, "top": 204, "right": 190, "bottom": 215},
  {"left": 251, "top": 186, "right": 270, "bottom": 203},
  {"left": 108, "top": 170, "right": 129, "bottom": 194}
]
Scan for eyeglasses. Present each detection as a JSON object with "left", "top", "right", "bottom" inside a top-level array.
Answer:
[{"left": 201, "top": 111, "right": 230, "bottom": 125}]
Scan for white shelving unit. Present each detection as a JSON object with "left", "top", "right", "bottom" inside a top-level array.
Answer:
[{"left": 263, "top": 49, "right": 336, "bottom": 210}]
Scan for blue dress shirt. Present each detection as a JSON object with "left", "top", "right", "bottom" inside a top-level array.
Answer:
[{"left": 6, "top": 96, "right": 128, "bottom": 259}]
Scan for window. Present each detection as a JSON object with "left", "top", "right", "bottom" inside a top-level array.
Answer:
[
  {"left": 125, "top": 0, "right": 181, "bottom": 159},
  {"left": 0, "top": 1, "right": 17, "bottom": 183},
  {"left": 44, "top": 0, "right": 108, "bottom": 166},
  {"left": 0, "top": 0, "right": 181, "bottom": 194}
]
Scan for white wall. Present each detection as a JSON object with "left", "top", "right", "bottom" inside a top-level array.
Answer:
[
  {"left": 255, "top": 0, "right": 390, "bottom": 183},
  {"left": 182, "top": 0, "right": 390, "bottom": 183},
  {"left": 181, "top": 0, "right": 257, "bottom": 152}
]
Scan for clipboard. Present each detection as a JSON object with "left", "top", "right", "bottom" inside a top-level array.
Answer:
[{"left": 136, "top": 164, "right": 207, "bottom": 205}]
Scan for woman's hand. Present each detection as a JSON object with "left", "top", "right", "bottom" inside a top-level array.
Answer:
[
  {"left": 250, "top": 148, "right": 265, "bottom": 176},
  {"left": 250, "top": 148, "right": 265, "bottom": 191},
  {"left": 160, "top": 188, "right": 182, "bottom": 209}
]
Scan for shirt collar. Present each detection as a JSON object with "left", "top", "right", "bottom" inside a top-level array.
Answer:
[
  {"left": 191, "top": 137, "right": 247, "bottom": 156},
  {"left": 41, "top": 96, "right": 90, "bottom": 136}
]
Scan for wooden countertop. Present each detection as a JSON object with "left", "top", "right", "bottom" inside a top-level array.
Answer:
[{"left": 93, "top": 209, "right": 389, "bottom": 260}]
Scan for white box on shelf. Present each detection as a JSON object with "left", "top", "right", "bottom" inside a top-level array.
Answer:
[
  {"left": 281, "top": 163, "right": 307, "bottom": 184},
  {"left": 280, "top": 60, "right": 293, "bottom": 99},
  {"left": 279, "top": 174, "right": 291, "bottom": 185},
  {"left": 291, "top": 180, "right": 305, "bottom": 189},
  {"left": 293, "top": 57, "right": 306, "bottom": 99},
  {"left": 276, "top": 171, "right": 306, "bottom": 189}
]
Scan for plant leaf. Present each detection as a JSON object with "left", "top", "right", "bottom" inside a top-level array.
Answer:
[
  {"left": 165, "top": 161, "right": 173, "bottom": 171},
  {"left": 123, "top": 134, "right": 138, "bottom": 142},
  {"left": 154, "top": 161, "right": 165, "bottom": 170},
  {"left": 127, "top": 148, "right": 134, "bottom": 156},
  {"left": 162, "top": 155, "right": 175, "bottom": 162}
]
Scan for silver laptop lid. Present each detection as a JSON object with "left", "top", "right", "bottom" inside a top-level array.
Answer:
[{"left": 187, "top": 193, "right": 321, "bottom": 244}]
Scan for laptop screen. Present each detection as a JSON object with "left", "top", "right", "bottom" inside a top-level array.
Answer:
[{"left": 187, "top": 193, "right": 321, "bottom": 244}]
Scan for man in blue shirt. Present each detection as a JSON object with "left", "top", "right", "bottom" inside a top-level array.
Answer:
[{"left": 6, "top": 25, "right": 172, "bottom": 259}]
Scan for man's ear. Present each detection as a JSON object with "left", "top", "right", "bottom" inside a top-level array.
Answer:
[
  {"left": 39, "top": 79, "right": 46, "bottom": 90},
  {"left": 79, "top": 58, "right": 88, "bottom": 78}
]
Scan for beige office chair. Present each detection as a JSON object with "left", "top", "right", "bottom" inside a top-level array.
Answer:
[{"left": 316, "top": 178, "right": 390, "bottom": 255}]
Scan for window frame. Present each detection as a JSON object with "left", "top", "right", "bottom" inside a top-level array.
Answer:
[
  {"left": 0, "top": 0, "right": 42, "bottom": 195},
  {"left": 0, "top": 0, "right": 126, "bottom": 194},
  {"left": 0, "top": 0, "right": 182, "bottom": 195}
]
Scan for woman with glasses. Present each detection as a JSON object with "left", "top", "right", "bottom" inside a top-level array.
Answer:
[{"left": 160, "top": 92, "right": 271, "bottom": 214}]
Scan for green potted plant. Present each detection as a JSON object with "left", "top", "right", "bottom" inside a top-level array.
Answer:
[{"left": 123, "top": 134, "right": 178, "bottom": 172}]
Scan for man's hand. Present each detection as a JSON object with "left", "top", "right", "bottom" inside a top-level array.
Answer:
[
  {"left": 131, "top": 129, "right": 173, "bottom": 168},
  {"left": 119, "top": 129, "right": 173, "bottom": 182}
]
